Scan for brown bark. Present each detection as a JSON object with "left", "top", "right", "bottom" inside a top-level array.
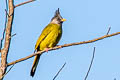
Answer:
[
  {"left": 0, "top": 0, "right": 35, "bottom": 79},
  {"left": 7, "top": 32, "right": 120, "bottom": 66},
  {"left": 0, "top": 0, "right": 14, "bottom": 79}
]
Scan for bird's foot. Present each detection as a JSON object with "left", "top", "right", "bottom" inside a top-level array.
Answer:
[{"left": 45, "top": 48, "right": 49, "bottom": 52}]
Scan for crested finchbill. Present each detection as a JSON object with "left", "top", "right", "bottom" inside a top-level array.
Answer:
[{"left": 30, "top": 8, "right": 66, "bottom": 77}]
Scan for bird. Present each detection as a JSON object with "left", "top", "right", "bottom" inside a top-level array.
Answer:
[{"left": 30, "top": 8, "right": 66, "bottom": 77}]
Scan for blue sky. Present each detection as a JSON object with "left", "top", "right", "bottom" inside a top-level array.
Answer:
[{"left": 0, "top": 0, "right": 120, "bottom": 80}]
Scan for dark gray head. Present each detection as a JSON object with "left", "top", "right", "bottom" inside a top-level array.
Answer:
[{"left": 50, "top": 8, "right": 66, "bottom": 24}]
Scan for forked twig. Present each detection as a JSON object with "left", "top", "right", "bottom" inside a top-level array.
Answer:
[{"left": 0, "top": 64, "right": 14, "bottom": 79}]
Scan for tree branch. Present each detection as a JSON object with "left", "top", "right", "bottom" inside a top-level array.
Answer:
[
  {"left": 7, "top": 32, "right": 120, "bottom": 66},
  {"left": 84, "top": 47, "right": 95, "bottom": 80},
  {"left": 0, "top": 0, "right": 14, "bottom": 79},
  {"left": 14, "top": 0, "right": 36, "bottom": 8},
  {"left": 0, "top": 64, "right": 14, "bottom": 79}
]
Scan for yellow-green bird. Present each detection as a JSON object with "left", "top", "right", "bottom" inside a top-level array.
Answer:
[{"left": 30, "top": 8, "right": 66, "bottom": 77}]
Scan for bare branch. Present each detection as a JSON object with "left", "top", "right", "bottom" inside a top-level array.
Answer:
[
  {"left": 106, "top": 27, "right": 111, "bottom": 35},
  {"left": 7, "top": 32, "right": 120, "bottom": 66},
  {"left": 53, "top": 62, "right": 66, "bottom": 80},
  {"left": 14, "top": 0, "right": 36, "bottom": 8},
  {"left": 84, "top": 47, "right": 96, "bottom": 80},
  {"left": 0, "top": 0, "right": 14, "bottom": 79},
  {"left": 0, "top": 64, "right": 14, "bottom": 79}
]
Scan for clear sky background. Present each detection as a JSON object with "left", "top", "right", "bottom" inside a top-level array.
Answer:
[{"left": 0, "top": 0, "right": 120, "bottom": 80}]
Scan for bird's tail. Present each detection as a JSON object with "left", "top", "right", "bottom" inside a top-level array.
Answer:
[{"left": 30, "top": 54, "right": 41, "bottom": 77}]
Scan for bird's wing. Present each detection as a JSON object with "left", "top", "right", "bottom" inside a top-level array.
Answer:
[{"left": 35, "top": 24, "right": 53, "bottom": 50}]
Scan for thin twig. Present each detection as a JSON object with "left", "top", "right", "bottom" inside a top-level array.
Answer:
[
  {"left": 7, "top": 32, "right": 120, "bottom": 66},
  {"left": 53, "top": 62, "right": 66, "bottom": 80},
  {"left": 5, "top": 0, "right": 8, "bottom": 11},
  {"left": 9, "top": 33, "right": 16, "bottom": 39},
  {"left": 0, "top": 9, "right": 8, "bottom": 52},
  {"left": 84, "top": 47, "right": 96, "bottom": 80},
  {"left": 0, "top": 28, "right": 6, "bottom": 52},
  {"left": 106, "top": 27, "right": 111, "bottom": 35},
  {"left": 14, "top": 0, "right": 36, "bottom": 8},
  {"left": 11, "top": 33, "right": 16, "bottom": 37},
  {"left": 5, "top": 9, "right": 9, "bottom": 17},
  {"left": 0, "top": 28, "right": 5, "bottom": 52},
  {"left": 0, "top": 64, "right": 14, "bottom": 79}
]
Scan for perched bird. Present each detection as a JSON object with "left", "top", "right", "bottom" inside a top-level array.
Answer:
[{"left": 30, "top": 8, "right": 66, "bottom": 77}]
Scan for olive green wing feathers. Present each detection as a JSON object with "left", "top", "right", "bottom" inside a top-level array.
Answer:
[{"left": 35, "top": 24, "right": 53, "bottom": 50}]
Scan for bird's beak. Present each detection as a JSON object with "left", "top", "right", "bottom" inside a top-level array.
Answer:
[{"left": 61, "top": 18, "right": 66, "bottom": 22}]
